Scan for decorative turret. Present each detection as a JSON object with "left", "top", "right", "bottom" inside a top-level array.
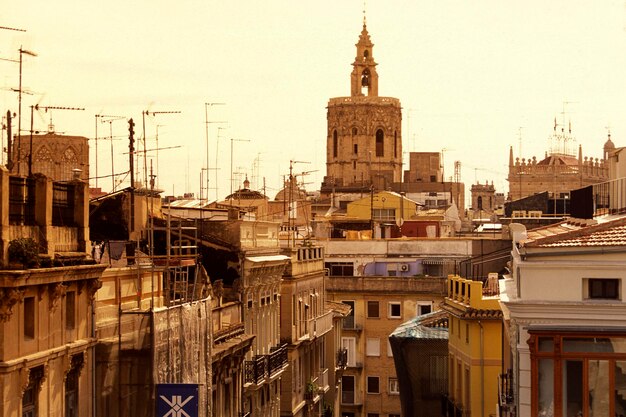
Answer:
[{"left": 604, "top": 132, "right": 616, "bottom": 160}]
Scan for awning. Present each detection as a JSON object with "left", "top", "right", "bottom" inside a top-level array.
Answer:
[{"left": 421, "top": 259, "right": 447, "bottom": 265}]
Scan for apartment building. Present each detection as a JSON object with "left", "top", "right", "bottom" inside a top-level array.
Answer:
[
  {"left": 500, "top": 216, "right": 626, "bottom": 417},
  {"left": 279, "top": 244, "right": 335, "bottom": 417},
  {"left": 0, "top": 168, "right": 105, "bottom": 417},
  {"left": 441, "top": 274, "right": 503, "bottom": 417}
]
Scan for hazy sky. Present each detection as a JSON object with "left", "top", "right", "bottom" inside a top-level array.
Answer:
[{"left": 2, "top": 1, "right": 626, "bottom": 203}]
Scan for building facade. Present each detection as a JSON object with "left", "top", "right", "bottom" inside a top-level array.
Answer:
[
  {"left": 441, "top": 274, "right": 502, "bottom": 417},
  {"left": 12, "top": 133, "right": 90, "bottom": 181},
  {"left": 500, "top": 217, "right": 626, "bottom": 417},
  {"left": 0, "top": 167, "right": 105, "bottom": 417},
  {"left": 507, "top": 126, "right": 608, "bottom": 203},
  {"left": 279, "top": 244, "right": 335, "bottom": 417}
]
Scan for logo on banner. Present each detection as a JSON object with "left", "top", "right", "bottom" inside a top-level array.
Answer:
[{"left": 156, "top": 384, "right": 198, "bottom": 417}]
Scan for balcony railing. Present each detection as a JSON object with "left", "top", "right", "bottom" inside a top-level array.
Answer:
[
  {"left": 300, "top": 310, "right": 334, "bottom": 341},
  {"left": 244, "top": 344, "right": 288, "bottom": 385},
  {"left": 336, "top": 348, "right": 348, "bottom": 369},
  {"left": 213, "top": 323, "right": 245, "bottom": 345},
  {"left": 244, "top": 355, "right": 267, "bottom": 385},
  {"left": 498, "top": 370, "right": 516, "bottom": 417},
  {"left": 268, "top": 344, "right": 288, "bottom": 376},
  {"left": 318, "top": 368, "right": 329, "bottom": 393}
]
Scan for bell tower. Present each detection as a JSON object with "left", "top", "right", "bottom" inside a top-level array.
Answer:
[
  {"left": 351, "top": 21, "right": 379, "bottom": 97},
  {"left": 322, "top": 18, "right": 403, "bottom": 196}
]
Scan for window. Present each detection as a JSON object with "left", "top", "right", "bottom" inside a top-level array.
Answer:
[
  {"left": 325, "top": 262, "right": 354, "bottom": 277},
  {"left": 367, "top": 376, "right": 380, "bottom": 394},
  {"left": 372, "top": 208, "right": 395, "bottom": 221},
  {"left": 354, "top": 144, "right": 358, "bottom": 154},
  {"left": 353, "top": 160, "right": 356, "bottom": 170},
  {"left": 22, "top": 366, "right": 44, "bottom": 417},
  {"left": 367, "top": 414, "right": 379, "bottom": 417},
  {"left": 375, "top": 129, "right": 384, "bottom": 157},
  {"left": 388, "top": 377, "right": 399, "bottom": 394},
  {"left": 66, "top": 291, "right": 75, "bottom": 330},
  {"left": 417, "top": 302, "right": 433, "bottom": 316},
  {"left": 367, "top": 301, "right": 379, "bottom": 318},
  {"left": 341, "top": 337, "right": 356, "bottom": 367},
  {"left": 530, "top": 333, "right": 626, "bottom": 416},
  {"left": 465, "top": 323, "right": 469, "bottom": 343},
  {"left": 366, "top": 338, "right": 380, "bottom": 356},
  {"left": 342, "top": 301, "right": 355, "bottom": 329},
  {"left": 394, "top": 131, "right": 397, "bottom": 158},
  {"left": 65, "top": 365, "right": 79, "bottom": 417},
  {"left": 388, "top": 302, "right": 401, "bottom": 319},
  {"left": 332, "top": 130, "right": 338, "bottom": 158},
  {"left": 24, "top": 296, "right": 35, "bottom": 339},
  {"left": 587, "top": 278, "right": 620, "bottom": 300},
  {"left": 342, "top": 375, "right": 355, "bottom": 404}
]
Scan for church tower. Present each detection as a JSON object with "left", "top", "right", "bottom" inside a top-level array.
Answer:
[{"left": 321, "top": 18, "right": 402, "bottom": 195}]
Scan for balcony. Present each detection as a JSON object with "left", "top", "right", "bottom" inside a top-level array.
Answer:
[
  {"left": 299, "top": 310, "right": 334, "bottom": 341},
  {"left": 317, "top": 368, "right": 329, "bottom": 393},
  {"left": 341, "top": 316, "right": 362, "bottom": 332},
  {"left": 244, "top": 355, "right": 267, "bottom": 385},
  {"left": 244, "top": 344, "right": 288, "bottom": 386},
  {"left": 268, "top": 344, "right": 288, "bottom": 376},
  {"left": 336, "top": 348, "right": 348, "bottom": 369},
  {"left": 498, "top": 370, "right": 516, "bottom": 417}
]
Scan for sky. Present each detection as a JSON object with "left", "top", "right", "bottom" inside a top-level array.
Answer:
[{"left": 2, "top": 1, "right": 626, "bottom": 204}]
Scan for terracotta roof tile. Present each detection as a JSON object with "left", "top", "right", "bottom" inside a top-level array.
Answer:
[{"left": 525, "top": 217, "right": 626, "bottom": 248}]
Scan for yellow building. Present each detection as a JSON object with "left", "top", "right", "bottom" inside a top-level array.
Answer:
[
  {"left": 345, "top": 191, "right": 419, "bottom": 238},
  {"left": 441, "top": 274, "right": 502, "bottom": 417}
]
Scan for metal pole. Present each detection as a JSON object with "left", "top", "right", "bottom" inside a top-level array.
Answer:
[
  {"left": 110, "top": 121, "right": 115, "bottom": 191},
  {"left": 28, "top": 105, "right": 33, "bottom": 176},
  {"left": 17, "top": 49, "right": 23, "bottom": 174},
  {"left": 94, "top": 115, "right": 98, "bottom": 187}
]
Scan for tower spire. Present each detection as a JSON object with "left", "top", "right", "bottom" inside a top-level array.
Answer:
[
  {"left": 351, "top": 17, "right": 378, "bottom": 96},
  {"left": 363, "top": 0, "right": 367, "bottom": 26}
]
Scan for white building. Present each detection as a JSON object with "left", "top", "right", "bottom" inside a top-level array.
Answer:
[{"left": 500, "top": 217, "right": 626, "bottom": 417}]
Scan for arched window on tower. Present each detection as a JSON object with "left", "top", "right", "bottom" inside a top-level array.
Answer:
[
  {"left": 477, "top": 196, "right": 483, "bottom": 210},
  {"left": 333, "top": 130, "right": 338, "bottom": 158},
  {"left": 361, "top": 68, "right": 370, "bottom": 93},
  {"left": 394, "top": 131, "right": 397, "bottom": 158},
  {"left": 376, "top": 129, "right": 384, "bottom": 157}
]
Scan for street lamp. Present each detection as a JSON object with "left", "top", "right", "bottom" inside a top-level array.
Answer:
[{"left": 17, "top": 46, "right": 37, "bottom": 175}]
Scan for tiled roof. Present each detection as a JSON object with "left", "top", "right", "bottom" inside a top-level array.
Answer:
[
  {"left": 525, "top": 217, "right": 626, "bottom": 248},
  {"left": 523, "top": 219, "right": 592, "bottom": 243}
]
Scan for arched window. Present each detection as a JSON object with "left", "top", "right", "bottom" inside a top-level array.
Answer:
[
  {"left": 352, "top": 127, "right": 358, "bottom": 135},
  {"left": 394, "top": 131, "right": 397, "bottom": 158},
  {"left": 364, "top": 50, "right": 369, "bottom": 59},
  {"left": 361, "top": 68, "right": 370, "bottom": 88},
  {"left": 477, "top": 196, "right": 483, "bottom": 210},
  {"left": 333, "top": 130, "right": 338, "bottom": 158},
  {"left": 376, "top": 129, "right": 384, "bottom": 157}
]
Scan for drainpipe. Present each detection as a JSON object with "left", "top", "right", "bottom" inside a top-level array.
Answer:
[
  {"left": 92, "top": 290, "right": 96, "bottom": 417},
  {"left": 479, "top": 320, "right": 484, "bottom": 417}
]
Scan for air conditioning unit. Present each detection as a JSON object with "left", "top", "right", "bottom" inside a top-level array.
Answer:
[{"left": 400, "top": 263, "right": 409, "bottom": 272}]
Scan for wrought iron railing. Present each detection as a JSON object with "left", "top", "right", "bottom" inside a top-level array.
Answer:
[
  {"left": 244, "top": 355, "right": 267, "bottom": 385},
  {"left": 336, "top": 348, "right": 348, "bottom": 368},
  {"left": 268, "top": 344, "right": 287, "bottom": 375},
  {"left": 498, "top": 370, "right": 516, "bottom": 417}
]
